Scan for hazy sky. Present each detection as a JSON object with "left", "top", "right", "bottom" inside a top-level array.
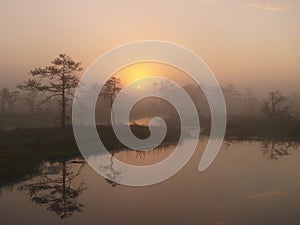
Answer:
[{"left": 0, "top": 0, "right": 299, "bottom": 95}]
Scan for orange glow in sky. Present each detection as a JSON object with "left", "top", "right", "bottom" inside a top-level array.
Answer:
[
  {"left": 113, "top": 62, "right": 192, "bottom": 87},
  {"left": 0, "top": 0, "right": 299, "bottom": 94}
]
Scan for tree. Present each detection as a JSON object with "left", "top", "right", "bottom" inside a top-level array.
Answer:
[
  {"left": 18, "top": 54, "right": 82, "bottom": 127},
  {"left": 0, "top": 87, "right": 19, "bottom": 113},
  {"left": 7, "top": 90, "right": 19, "bottom": 112},
  {"left": 262, "top": 90, "right": 291, "bottom": 120},
  {"left": 223, "top": 83, "right": 240, "bottom": 115},
  {"left": 17, "top": 79, "right": 40, "bottom": 113},
  {"left": 0, "top": 88, "right": 10, "bottom": 113},
  {"left": 244, "top": 88, "right": 258, "bottom": 117},
  {"left": 100, "top": 76, "right": 122, "bottom": 125}
]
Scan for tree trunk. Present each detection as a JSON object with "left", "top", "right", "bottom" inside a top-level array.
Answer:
[
  {"left": 61, "top": 87, "right": 66, "bottom": 127},
  {"left": 110, "top": 97, "right": 116, "bottom": 126},
  {"left": 62, "top": 161, "right": 66, "bottom": 210},
  {"left": 270, "top": 92, "right": 277, "bottom": 119}
]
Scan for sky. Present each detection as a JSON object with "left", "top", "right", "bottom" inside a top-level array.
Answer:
[{"left": 0, "top": 0, "right": 299, "bottom": 96}]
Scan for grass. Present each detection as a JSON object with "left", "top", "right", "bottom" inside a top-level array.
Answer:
[
  {"left": 1, "top": 117, "right": 299, "bottom": 188},
  {"left": 0, "top": 124, "right": 180, "bottom": 188},
  {"left": 225, "top": 117, "right": 300, "bottom": 139},
  {"left": 0, "top": 127, "right": 79, "bottom": 187}
]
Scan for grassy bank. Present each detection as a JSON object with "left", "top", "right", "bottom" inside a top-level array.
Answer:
[
  {"left": 1, "top": 118, "right": 299, "bottom": 188},
  {"left": 225, "top": 117, "right": 300, "bottom": 139},
  {"left": 0, "top": 124, "right": 180, "bottom": 187}
]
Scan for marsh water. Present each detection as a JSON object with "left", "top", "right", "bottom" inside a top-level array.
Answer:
[{"left": 1, "top": 139, "right": 300, "bottom": 225}]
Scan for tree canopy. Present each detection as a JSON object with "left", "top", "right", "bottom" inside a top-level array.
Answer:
[{"left": 18, "top": 54, "right": 82, "bottom": 127}]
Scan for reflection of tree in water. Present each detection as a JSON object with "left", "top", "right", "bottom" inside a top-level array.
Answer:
[
  {"left": 220, "top": 140, "right": 299, "bottom": 160},
  {"left": 18, "top": 160, "right": 87, "bottom": 219},
  {"left": 136, "top": 151, "right": 147, "bottom": 160},
  {"left": 261, "top": 141, "right": 299, "bottom": 160},
  {"left": 100, "top": 145, "right": 177, "bottom": 187},
  {"left": 100, "top": 152, "right": 122, "bottom": 187}
]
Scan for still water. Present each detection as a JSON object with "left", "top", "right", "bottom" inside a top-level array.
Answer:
[{"left": 1, "top": 139, "right": 300, "bottom": 225}]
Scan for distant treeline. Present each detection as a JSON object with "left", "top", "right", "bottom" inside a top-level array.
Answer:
[{"left": 0, "top": 53, "right": 300, "bottom": 132}]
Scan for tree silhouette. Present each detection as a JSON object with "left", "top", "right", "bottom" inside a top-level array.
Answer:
[
  {"left": 0, "top": 87, "right": 19, "bottom": 113},
  {"left": 262, "top": 90, "right": 292, "bottom": 120},
  {"left": 17, "top": 79, "right": 40, "bottom": 113},
  {"left": 0, "top": 88, "right": 10, "bottom": 112},
  {"left": 18, "top": 54, "right": 82, "bottom": 127},
  {"left": 223, "top": 83, "right": 240, "bottom": 115},
  {"left": 18, "top": 160, "right": 87, "bottom": 219},
  {"left": 244, "top": 88, "right": 258, "bottom": 117},
  {"left": 100, "top": 76, "right": 122, "bottom": 125}
]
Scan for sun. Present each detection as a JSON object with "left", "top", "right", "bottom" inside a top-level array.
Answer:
[
  {"left": 113, "top": 62, "right": 190, "bottom": 87},
  {"left": 114, "top": 63, "right": 152, "bottom": 85},
  {"left": 127, "top": 65, "right": 149, "bottom": 83}
]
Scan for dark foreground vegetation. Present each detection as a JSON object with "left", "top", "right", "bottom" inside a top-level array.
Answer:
[
  {"left": 225, "top": 116, "right": 300, "bottom": 139},
  {"left": 0, "top": 124, "right": 180, "bottom": 188},
  {"left": 1, "top": 117, "right": 299, "bottom": 189}
]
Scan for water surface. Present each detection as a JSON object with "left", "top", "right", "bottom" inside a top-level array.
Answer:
[{"left": 1, "top": 139, "right": 300, "bottom": 225}]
